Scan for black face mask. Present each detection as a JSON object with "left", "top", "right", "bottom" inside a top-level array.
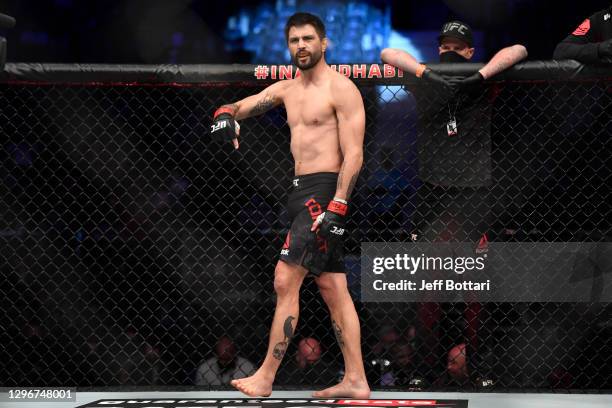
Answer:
[{"left": 439, "top": 51, "right": 470, "bottom": 63}]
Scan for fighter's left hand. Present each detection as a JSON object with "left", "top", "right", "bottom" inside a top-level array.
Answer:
[{"left": 311, "top": 199, "right": 348, "bottom": 241}]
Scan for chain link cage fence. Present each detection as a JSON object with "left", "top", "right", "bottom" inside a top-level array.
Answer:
[{"left": 1, "top": 62, "right": 611, "bottom": 391}]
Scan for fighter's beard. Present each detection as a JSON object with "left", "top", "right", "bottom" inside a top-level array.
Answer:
[{"left": 293, "top": 51, "right": 322, "bottom": 70}]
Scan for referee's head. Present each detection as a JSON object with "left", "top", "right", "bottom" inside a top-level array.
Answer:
[{"left": 438, "top": 20, "right": 475, "bottom": 61}]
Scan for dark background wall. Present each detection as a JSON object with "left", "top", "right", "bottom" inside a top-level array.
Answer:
[{"left": 0, "top": 0, "right": 611, "bottom": 64}]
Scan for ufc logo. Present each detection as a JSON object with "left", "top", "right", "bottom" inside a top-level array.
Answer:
[
  {"left": 211, "top": 120, "right": 228, "bottom": 132},
  {"left": 330, "top": 226, "right": 345, "bottom": 235},
  {"left": 443, "top": 22, "right": 468, "bottom": 35}
]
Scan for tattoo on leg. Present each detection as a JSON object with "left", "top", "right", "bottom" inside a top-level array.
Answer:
[
  {"left": 273, "top": 316, "right": 295, "bottom": 361},
  {"left": 332, "top": 320, "right": 345, "bottom": 349},
  {"left": 283, "top": 316, "right": 295, "bottom": 340},
  {"left": 273, "top": 341, "right": 288, "bottom": 360},
  {"left": 250, "top": 94, "right": 276, "bottom": 116}
]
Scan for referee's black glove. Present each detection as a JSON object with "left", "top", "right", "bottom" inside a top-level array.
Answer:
[
  {"left": 422, "top": 67, "right": 454, "bottom": 92},
  {"left": 448, "top": 72, "right": 485, "bottom": 94}
]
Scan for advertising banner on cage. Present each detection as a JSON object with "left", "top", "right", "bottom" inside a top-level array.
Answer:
[
  {"left": 76, "top": 399, "right": 469, "bottom": 408},
  {"left": 361, "top": 242, "right": 612, "bottom": 302}
]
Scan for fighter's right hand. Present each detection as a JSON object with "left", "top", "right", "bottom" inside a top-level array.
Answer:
[{"left": 211, "top": 106, "right": 240, "bottom": 149}]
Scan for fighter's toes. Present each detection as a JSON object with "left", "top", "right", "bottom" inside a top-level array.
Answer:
[
  {"left": 230, "top": 374, "right": 272, "bottom": 397},
  {"left": 312, "top": 380, "right": 370, "bottom": 399}
]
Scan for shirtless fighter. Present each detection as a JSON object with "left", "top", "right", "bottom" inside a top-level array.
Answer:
[{"left": 210, "top": 12, "right": 370, "bottom": 398}]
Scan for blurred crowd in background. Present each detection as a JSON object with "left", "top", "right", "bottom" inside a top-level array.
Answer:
[{"left": 1, "top": 0, "right": 612, "bottom": 64}]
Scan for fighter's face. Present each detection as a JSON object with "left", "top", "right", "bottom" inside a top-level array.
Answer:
[
  {"left": 287, "top": 24, "right": 327, "bottom": 70},
  {"left": 439, "top": 37, "right": 474, "bottom": 60}
]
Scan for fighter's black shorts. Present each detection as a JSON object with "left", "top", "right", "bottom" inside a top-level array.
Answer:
[{"left": 279, "top": 172, "right": 346, "bottom": 275}]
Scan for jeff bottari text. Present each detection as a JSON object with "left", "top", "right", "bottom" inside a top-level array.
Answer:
[{"left": 372, "top": 279, "right": 491, "bottom": 291}]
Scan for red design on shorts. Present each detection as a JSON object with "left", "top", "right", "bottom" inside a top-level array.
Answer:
[
  {"left": 317, "top": 236, "right": 328, "bottom": 253},
  {"left": 305, "top": 198, "right": 323, "bottom": 220},
  {"left": 282, "top": 231, "right": 291, "bottom": 249},
  {"left": 572, "top": 19, "right": 591, "bottom": 36},
  {"left": 305, "top": 198, "right": 327, "bottom": 253}
]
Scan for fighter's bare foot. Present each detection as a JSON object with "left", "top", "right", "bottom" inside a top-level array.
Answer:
[
  {"left": 312, "top": 378, "right": 370, "bottom": 399},
  {"left": 230, "top": 372, "right": 274, "bottom": 397}
]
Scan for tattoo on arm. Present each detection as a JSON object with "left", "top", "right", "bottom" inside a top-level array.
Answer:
[
  {"left": 482, "top": 46, "right": 527, "bottom": 78},
  {"left": 250, "top": 94, "right": 276, "bottom": 116},
  {"left": 272, "top": 316, "right": 295, "bottom": 360},
  {"left": 336, "top": 162, "right": 360, "bottom": 200},
  {"left": 336, "top": 162, "right": 346, "bottom": 192},
  {"left": 332, "top": 320, "right": 345, "bottom": 349},
  {"left": 488, "top": 56, "right": 515, "bottom": 74},
  {"left": 345, "top": 172, "right": 359, "bottom": 199}
]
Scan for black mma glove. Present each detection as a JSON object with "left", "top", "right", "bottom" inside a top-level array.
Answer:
[
  {"left": 449, "top": 71, "right": 484, "bottom": 94},
  {"left": 449, "top": 71, "right": 485, "bottom": 93},
  {"left": 304, "top": 199, "right": 348, "bottom": 275},
  {"left": 316, "top": 199, "right": 348, "bottom": 243},
  {"left": 421, "top": 67, "right": 453, "bottom": 91},
  {"left": 210, "top": 106, "right": 240, "bottom": 144},
  {"left": 598, "top": 39, "right": 612, "bottom": 58}
]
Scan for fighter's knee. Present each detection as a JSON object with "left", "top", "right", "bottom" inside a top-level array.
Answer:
[
  {"left": 274, "top": 262, "right": 301, "bottom": 297},
  {"left": 318, "top": 284, "right": 335, "bottom": 307},
  {"left": 273, "top": 274, "right": 292, "bottom": 297},
  {"left": 316, "top": 274, "right": 347, "bottom": 305}
]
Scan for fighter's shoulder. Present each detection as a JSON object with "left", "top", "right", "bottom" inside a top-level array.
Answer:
[
  {"left": 264, "top": 79, "right": 294, "bottom": 102},
  {"left": 329, "top": 70, "right": 360, "bottom": 97},
  {"left": 267, "top": 78, "right": 293, "bottom": 94}
]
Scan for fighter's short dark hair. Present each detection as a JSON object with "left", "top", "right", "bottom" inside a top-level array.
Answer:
[{"left": 284, "top": 12, "right": 326, "bottom": 42}]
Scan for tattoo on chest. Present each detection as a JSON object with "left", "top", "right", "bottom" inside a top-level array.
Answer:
[
  {"left": 251, "top": 94, "right": 276, "bottom": 116},
  {"left": 272, "top": 315, "right": 295, "bottom": 360}
]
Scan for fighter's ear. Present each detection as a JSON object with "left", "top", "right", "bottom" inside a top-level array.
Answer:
[
  {"left": 467, "top": 47, "right": 475, "bottom": 59},
  {"left": 322, "top": 37, "right": 328, "bottom": 52}
]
